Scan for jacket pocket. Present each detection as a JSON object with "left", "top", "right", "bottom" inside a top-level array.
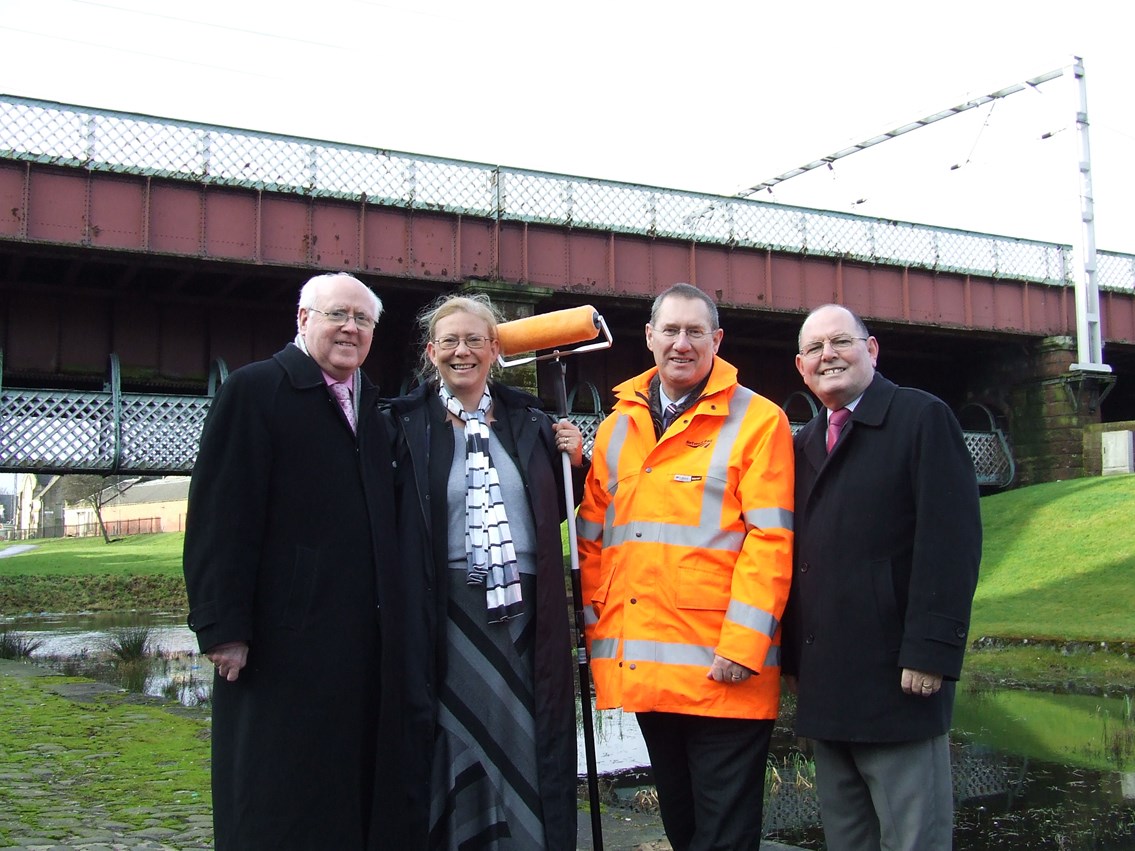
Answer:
[
  {"left": 280, "top": 546, "right": 321, "bottom": 630},
  {"left": 677, "top": 561, "right": 731, "bottom": 611},
  {"left": 591, "top": 560, "right": 616, "bottom": 611},
  {"left": 870, "top": 557, "right": 903, "bottom": 651}
]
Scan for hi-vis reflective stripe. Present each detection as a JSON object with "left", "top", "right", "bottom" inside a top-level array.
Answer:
[
  {"left": 591, "top": 637, "right": 783, "bottom": 668},
  {"left": 604, "top": 415, "right": 630, "bottom": 496},
  {"left": 583, "top": 606, "right": 599, "bottom": 626},
  {"left": 607, "top": 521, "right": 744, "bottom": 552},
  {"left": 577, "top": 516, "right": 603, "bottom": 542},
  {"left": 744, "top": 507, "right": 794, "bottom": 532},
  {"left": 725, "top": 599, "right": 779, "bottom": 638},
  {"left": 626, "top": 639, "right": 714, "bottom": 666},
  {"left": 592, "top": 637, "right": 619, "bottom": 659}
]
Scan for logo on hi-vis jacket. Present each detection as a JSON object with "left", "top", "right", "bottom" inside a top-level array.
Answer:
[{"left": 685, "top": 439, "right": 712, "bottom": 449}]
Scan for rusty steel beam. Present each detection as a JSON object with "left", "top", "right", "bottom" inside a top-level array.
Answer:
[{"left": 2, "top": 158, "right": 1133, "bottom": 344}]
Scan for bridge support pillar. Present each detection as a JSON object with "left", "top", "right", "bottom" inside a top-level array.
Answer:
[{"left": 978, "top": 336, "right": 1106, "bottom": 486}]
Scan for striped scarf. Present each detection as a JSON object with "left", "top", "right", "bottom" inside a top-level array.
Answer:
[{"left": 439, "top": 383, "right": 523, "bottom": 623}]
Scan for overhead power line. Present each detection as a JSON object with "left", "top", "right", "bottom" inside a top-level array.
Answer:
[{"left": 734, "top": 66, "right": 1067, "bottom": 200}]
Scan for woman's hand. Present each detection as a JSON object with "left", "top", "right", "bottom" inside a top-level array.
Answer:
[{"left": 552, "top": 419, "right": 585, "bottom": 467}]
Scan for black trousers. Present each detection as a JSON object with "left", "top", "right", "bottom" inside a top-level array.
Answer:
[{"left": 636, "top": 711, "right": 774, "bottom": 851}]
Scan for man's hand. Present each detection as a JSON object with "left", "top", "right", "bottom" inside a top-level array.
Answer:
[
  {"left": 901, "top": 667, "right": 941, "bottom": 697},
  {"left": 707, "top": 654, "right": 753, "bottom": 685},
  {"left": 206, "top": 641, "right": 249, "bottom": 682}
]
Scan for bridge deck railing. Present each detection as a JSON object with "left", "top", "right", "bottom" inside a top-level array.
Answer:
[
  {"left": 3, "top": 94, "right": 1133, "bottom": 292},
  {"left": 0, "top": 353, "right": 226, "bottom": 475}
]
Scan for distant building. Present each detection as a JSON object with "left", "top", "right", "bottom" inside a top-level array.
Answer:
[
  {"left": 65, "top": 476, "right": 189, "bottom": 537},
  {"left": 0, "top": 473, "right": 51, "bottom": 541}
]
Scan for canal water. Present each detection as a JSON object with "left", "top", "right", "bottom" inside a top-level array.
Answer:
[{"left": 5, "top": 613, "right": 1134, "bottom": 849}]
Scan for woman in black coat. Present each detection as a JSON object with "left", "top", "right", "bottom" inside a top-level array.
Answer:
[{"left": 376, "top": 293, "right": 583, "bottom": 851}]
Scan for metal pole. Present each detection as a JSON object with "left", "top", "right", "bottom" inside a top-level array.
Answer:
[
  {"left": 1067, "top": 56, "right": 1110, "bottom": 374},
  {"left": 553, "top": 356, "right": 604, "bottom": 850}
]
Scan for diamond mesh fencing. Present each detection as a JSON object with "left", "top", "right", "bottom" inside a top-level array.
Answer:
[
  {"left": 4, "top": 95, "right": 1132, "bottom": 290},
  {"left": 0, "top": 390, "right": 209, "bottom": 474},
  {"left": 566, "top": 381, "right": 605, "bottom": 460},
  {"left": 0, "top": 355, "right": 218, "bottom": 475},
  {"left": 0, "top": 389, "right": 116, "bottom": 472}
]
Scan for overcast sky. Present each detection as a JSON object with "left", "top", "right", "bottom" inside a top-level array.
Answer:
[{"left": 3, "top": 0, "right": 1133, "bottom": 253}]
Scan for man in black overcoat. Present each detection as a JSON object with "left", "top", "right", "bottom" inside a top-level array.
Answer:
[
  {"left": 183, "top": 273, "right": 396, "bottom": 850},
  {"left": 781, "top": 304, "right": 982, "bottom": 851}
]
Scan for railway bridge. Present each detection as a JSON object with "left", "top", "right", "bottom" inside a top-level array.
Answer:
[{"left": 3, "top": 95, "right": 1135, "bottom": 487}]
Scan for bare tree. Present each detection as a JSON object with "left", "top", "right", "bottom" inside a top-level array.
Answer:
[{"left": 60, "top": 475, "right": 136, "bottom": 543}]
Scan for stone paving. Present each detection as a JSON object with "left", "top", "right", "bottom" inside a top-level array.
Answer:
[{"left": 0, "top": 659, "right": 213, "bottom": 851}]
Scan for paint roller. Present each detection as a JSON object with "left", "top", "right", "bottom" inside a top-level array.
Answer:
[
  {"left": 496, "top": 304, "right": 612, "bottom": 367},
  {"left": 497, "top": 304, "right": 602, "bottom": 356},
  {"left": 496, "top": 304, "right": 612, "bottom": 851}
]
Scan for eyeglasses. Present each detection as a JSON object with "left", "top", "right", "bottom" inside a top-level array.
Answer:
[
  {"left": 307, "top": 307, "right": 375, "bottom": 331},
  {"left": 433, "top": 334, "right": 492, "bottom": 350},
  {"left": 799, "top": 335, "right": 868, "bottom": 359},
  {"left": 652, "top": 325, "right": 713, "bottom": 341}
]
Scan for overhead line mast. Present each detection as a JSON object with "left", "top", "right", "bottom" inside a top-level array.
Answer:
[{"left": 740, "top": 57, "right": 1109, "bottom": 378}]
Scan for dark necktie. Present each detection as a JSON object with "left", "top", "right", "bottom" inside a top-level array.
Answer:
[
  {"left": 662, "top": 402, "right": 680, "bottom": 431},
  {"left": 826, "top": 407, "right": 850, "bottom": 453}
]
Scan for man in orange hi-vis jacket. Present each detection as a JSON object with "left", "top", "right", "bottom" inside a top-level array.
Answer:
[{"left": 577, "top": 283, "right": 794, "bottom": 851}]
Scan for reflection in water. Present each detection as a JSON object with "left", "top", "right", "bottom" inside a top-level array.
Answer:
[
  {"left": 2, "top": 612, "right": 208, "bottom": 706},
  {"left": 576, "top": 685, "right": 1135, "bottom": 849}
]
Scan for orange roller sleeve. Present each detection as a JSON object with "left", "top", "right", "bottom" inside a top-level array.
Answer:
[{"left": 497, "top": 305, "right": 600, "bottom": 355}]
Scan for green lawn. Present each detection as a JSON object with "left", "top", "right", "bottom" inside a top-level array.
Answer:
[
  {"left": 972, "top": 474, "right": 1135, "bottom": 641},
  {"left": 0, "top": 533, "right": 185, "bottom": 577}
]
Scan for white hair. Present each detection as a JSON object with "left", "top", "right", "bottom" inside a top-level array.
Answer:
[{"left": 296, "top": 273, "right": 383, "bottom": 331}]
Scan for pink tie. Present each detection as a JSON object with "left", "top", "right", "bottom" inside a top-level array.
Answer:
[
  {"left": 826, "top": 407, "right": 850, "bottom": 453},
  {"left": 331, "top": 382, "right": 356, "bottom": 433}
]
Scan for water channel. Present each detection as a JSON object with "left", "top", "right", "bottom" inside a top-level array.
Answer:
[{"left": 5, "top": 612, "right": 1134, "bottom": 849}]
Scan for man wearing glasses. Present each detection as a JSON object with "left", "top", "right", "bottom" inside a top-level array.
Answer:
[
  {"left": 183, "top": 273, "right": 396, "bottom": 850},
  {"left": 782, "top": 303, "right": 982, "bottom": 851},
  {"left": 578, "top": 283, "right": 794, "bottom": 851}
]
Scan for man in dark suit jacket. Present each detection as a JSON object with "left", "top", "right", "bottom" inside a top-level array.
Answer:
[
  {"left": 182, "top": 273, "right": 396, "bottom": 850},
  {"left": 781, "top": 304, "right": 981, "bottom": 851}
]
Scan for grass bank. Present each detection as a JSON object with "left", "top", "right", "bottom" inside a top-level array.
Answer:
[
  {"left": 973, "top": 474, "right": 1135, "bottom": 641},
  {"left": 0, "top": 533, "right": 186, "bottom": 613}
]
